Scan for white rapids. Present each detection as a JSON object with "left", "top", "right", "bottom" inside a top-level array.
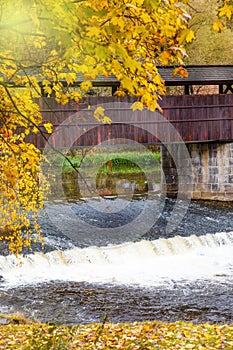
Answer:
[{"left": 1, "top": 231, "right": 233, "bottom": 287}]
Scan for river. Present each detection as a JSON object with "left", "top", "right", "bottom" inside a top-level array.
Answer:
[{"left": 1, "top": 189, "right": 233, "bottom": 325}]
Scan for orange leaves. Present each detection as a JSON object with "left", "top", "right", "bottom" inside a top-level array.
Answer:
[
  {"left": 160, "top": 51, "right": 172, "bottom": 65},
  {"left": 173, "top": 67, "right": 189, "bottom": 78},
  {"left": 0, "top": 130, "right": 13, "bottom": 138},
  {"left": 1, "top": 320, "right": 233, "bottom": 349}
]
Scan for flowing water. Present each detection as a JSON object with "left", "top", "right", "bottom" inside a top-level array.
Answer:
[{"left": 1, "top": 179, "right": 233, "bottom": 325}]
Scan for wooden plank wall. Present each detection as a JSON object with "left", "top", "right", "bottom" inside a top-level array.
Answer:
[
  {"left": 26, "top": 94, "right": 233, "bottom": 148},
  {"left": 162, "top": 94, "right": 233, "bottom": 143}
]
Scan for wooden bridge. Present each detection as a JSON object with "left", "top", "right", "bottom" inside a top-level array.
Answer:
[
  {"left": 31, "top": 65, "right": 233, "bottom": 201},
  {"left": 28, "top": 65, "right": 233, "bottom": 149},
  {"left": 32, "top": 93, "right": 233, "bottom": 149}
]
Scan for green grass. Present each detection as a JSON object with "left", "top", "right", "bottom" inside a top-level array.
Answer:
[{"left": 57, "top": 150, "right": 161, "bottom": 174}]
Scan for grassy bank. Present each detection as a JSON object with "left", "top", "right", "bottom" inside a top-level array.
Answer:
[
  {"left": 0, "top": 319, "right": 233, "bottom": 349},
  {"left": 46, "top": 149, "right": 161, "bottom": 174}
]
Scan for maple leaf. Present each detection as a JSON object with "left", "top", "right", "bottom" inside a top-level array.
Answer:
[
  {"left": 43, "top": 123, "right": 53, "bottom": 134},
  {"left": 173, "top": 67, "right": 188, "bottom": 78},
  {"left": 213, "top": 20, "right": 224, "bottom": 33},
  {"left": 130, "top": 101, "right": 144, "bottom": 111},
  {"left": 219, "top": 5, "right": 233, "bottom": 20},
  {"left": 185, "top": 29, "right": 195, "bottom": 43}
]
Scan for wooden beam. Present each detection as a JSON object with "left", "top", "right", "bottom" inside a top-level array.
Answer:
[
  {"left": 219, "top": 84, "right": 224, "bottom": 94},
  {"left": 184, "top": 85, "right": 190, "bottom": 95}
]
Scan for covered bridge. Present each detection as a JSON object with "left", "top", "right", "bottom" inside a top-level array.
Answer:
[{"left": 36, "top": 65, "right": 233, "bottom": 201}]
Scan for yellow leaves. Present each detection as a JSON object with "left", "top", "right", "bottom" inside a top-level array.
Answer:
[
  {"left": 0, "top": 0, "right": 205, "bottom": 254},
  {"left": 140, "top": 12, "right": 152, "bottom": 24},
  {"left": 134, "top": 0, "right": 144, "bottom": 5},
  {"left": 32, "top": 126, "right": 39, "bottom": 134},
  {"left": 214, "top": 1, "right": 233, "bottom": 32},
  {"left": 95, "top": 45, "right": 111, "bottom": 61},
  {"left": 83, "top": 55, "right": 96, "bottom": 68},
  {"left": 213, "top": 19, "right": 224, "bottom": 33},
  {"left": 66, "top": 72, "right": 76, "bottom": 85},
  {"left": 1, "top": 320, "right": 233, "bottom": 349},
  {"left": 102, "top": 116, "right": 112, "bottom": 124},
  {"left": 87, "top": 26, "right": 101, "bottom": 37},
  {"left": 0, "top": 82, "right": 45, "bottom": 255},
  {"left": 42, "top": 79, "right": 52, "bottom": 95},
  {"left": 33, "top": 40, "right": 47, "bottom": 49},
  {"left": 108, "top": 43, "right": 128, "bottom": 60},
  {"left": 110, "top": 16, "right": 125, "bottom": 29},
  {"left": 185, "top": 29, "right": 195, "bottom": 43},
  {"left": 218, "top": 4, "right": 233, "bottom": 20},
  {"left": 43, "top": 122, "right": 53, "bottom": 134},
  {"left": 181, "top": 29, "right": 195, "bottom": 43},
  {"left": 94, "top": 106, "right": 111, "bottom": 124},
  {"left": 55, "top": 92, "right": 69, "bottom": 105},
  {"left": 112, "top": 59, "right": 123, "bottom": 77},
  {"left": 70, "top": 91, "right": 82, "bottom": 102},
  {"left": 0, "top": 0, "right": 196, "bottom": 112},
  {"left": 141, "top": 92, "right": 159, "bottom": 112},
  {"left": 50, "top": 49, "right": 58, "bottom": 56},
  {"left": 131, "top": 101, "right": 144, "bottom": 111},
  {"left": 94, "top": 106, "right": 105, "bottom": 120},
  {"left": 80, "top": 81, "right": 93, "bottom": 92},
  {"left": 43, "top": 85, "right": 53, "bottom": 95},
  {"left": 121, "top": 76, "right": 135, "bottom": 94},
  {"left": 160, "top": 50, "right": 172, "bottom": 65},
  {"left": 184, "top": 344, "right": 196, "bottom": 349},
  {"left": 114, "top": 88, "right": 126, "bottom": 97},
  {"left": 110, "top": 17, "right": 118, "bottom": 26}
]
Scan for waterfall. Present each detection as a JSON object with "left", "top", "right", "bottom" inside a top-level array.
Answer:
[{"left": 1, "top": 231, "right": 233, "bottom": 287}]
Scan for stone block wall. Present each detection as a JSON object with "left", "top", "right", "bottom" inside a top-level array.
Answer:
[{"left": 161, "top": 142, "right": 233, "bottom": 201}]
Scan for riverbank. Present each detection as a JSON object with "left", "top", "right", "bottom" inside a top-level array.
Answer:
[
  {"left": 45, "top": 147, "right": 161, "bottom": 174},
  {"left": 45, "top": 147, "right": 161, "bottom": 199},
  {"left": 0, "top": 318, "right": 233, "bottom": 349}
]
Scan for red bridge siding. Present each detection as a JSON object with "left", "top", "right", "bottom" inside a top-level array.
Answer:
[
  {"left": 27, "top": 95, "right": 233, "bottom": 148},
  {"left": 162, "top": 94, "right": 233, "bottom": 142}
]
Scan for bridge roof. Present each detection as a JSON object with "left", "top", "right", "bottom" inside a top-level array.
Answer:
[
  {"left": 73, "top": 65, "right": 233, "bottom": 87},
  {"left": 159, "top": 65, "right": 233, "bottom": 86}
]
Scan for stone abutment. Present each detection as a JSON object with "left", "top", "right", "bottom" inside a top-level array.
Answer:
[{"left": 161, "top": 142, "right": 233, "bottom": 201}]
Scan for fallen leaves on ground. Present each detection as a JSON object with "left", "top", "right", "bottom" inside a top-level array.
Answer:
[{"left": 0, "top": 320, "right": 233, "bottom": 349}]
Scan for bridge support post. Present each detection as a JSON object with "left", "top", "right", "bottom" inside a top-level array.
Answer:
[
  {"left": 161, "top": 144, "right": 193, "bottom": 199},
  {"left": 161, "top": 145, "right": 179, "bottom": 198},
  {"left": 161, "top": 142, "right": 233, "bottom": 201}
]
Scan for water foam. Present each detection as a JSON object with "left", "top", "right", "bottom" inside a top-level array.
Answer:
[{"left": 1, "top": 232, "right": 233, "bottom": 287}]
